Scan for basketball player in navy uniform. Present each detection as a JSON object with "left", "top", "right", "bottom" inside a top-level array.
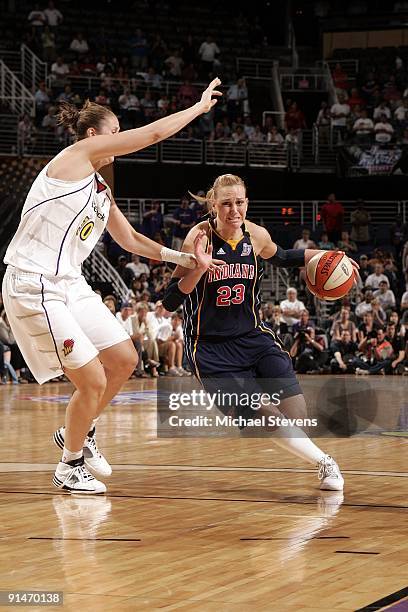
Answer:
[
  {"left": 163, "top": 174, "right": 359, "bottom": 491},
  {"left": 2, "top": 79, "right": 222, "bottom": 494}
]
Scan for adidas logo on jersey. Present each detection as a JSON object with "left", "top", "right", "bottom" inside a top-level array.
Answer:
[{"left": 217, "top": 248, "right": 226, "bottom": 255}]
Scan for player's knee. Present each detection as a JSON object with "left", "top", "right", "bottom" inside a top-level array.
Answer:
[
  {"left": 83, "top": 371, "right": 107, "bottom": 400},
  {"left": 116, "top": 348, "right": 138, "bottom": 377}
]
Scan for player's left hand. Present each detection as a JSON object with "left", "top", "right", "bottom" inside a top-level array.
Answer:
[{"left": 193, "top": 230, "right": 224, "bottom": 272}]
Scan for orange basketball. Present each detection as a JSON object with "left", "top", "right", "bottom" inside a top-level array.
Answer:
[{"left": 305, "top": 251, "right": 355, "bottom": 301}]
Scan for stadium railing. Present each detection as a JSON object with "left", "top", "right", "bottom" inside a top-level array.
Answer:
[
  {"left": 115, "top": 198, "right": 407, "bottom": 228},
  {"left": 236, "top": 57, "right": 275, "bottom": 78},
  {"left": 279, "top": 67, "right": 329, "bottom": 92},
  {"left": 21, "top": 44, "right": 48, "bottom": 93},
  {"left": 82, "top": 248, "right": 129, "bottom": 302},
  {"left": 161, "top": 139, "right": 203, "bottom": 164},
  {"left": 0, "top": 61, "right": 35, "bottom": 117},
  {"left": 45, "top": 74, "right": 208, "bottom": 99}
]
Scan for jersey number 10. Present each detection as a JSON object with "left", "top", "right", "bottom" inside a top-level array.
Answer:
[{"left": 216, "top": 283, "right": 246, "bottom": 307}]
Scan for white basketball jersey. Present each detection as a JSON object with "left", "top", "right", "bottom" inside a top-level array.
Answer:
[{"left": 4, "top": 162, "right": 111, "bottom": 279}]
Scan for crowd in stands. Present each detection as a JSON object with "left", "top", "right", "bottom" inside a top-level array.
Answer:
[
  {"left": 11, "top": 1, "right": 303, "bottom": 153},
  {"left": 321, "top": 50, "right": 408, "bottom": 147}
]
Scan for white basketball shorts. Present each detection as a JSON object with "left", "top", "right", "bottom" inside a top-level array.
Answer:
[{"left": 2, "top": 267, "right": 130, "bottom": 384}]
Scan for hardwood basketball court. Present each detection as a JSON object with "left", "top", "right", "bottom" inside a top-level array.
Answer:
[{"left": 0, "top": 376, "right": 407, "bottom": 611}]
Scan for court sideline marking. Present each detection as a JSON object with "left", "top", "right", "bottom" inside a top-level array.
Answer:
[{"left": 0, "top": 462, "right": 407, "bottom": 478}]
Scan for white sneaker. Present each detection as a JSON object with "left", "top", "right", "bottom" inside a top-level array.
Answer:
[
  {"left": 177, "top": 367, "right": 192, "bottom": 377},
  {"left": 167, "top": 367, "right": 182, "bottom": 377},
  {"left": 53, "top": 457, "right": 106, "bottom": 494},
  {"left": 53, "top": 427, "right": 112, "bottom": 477},
  {"left": 355, "top": 367, "right": 369, "bottom": 376},
  {"left": 318, "top": 455, "right": 344, "bottom": 491}
]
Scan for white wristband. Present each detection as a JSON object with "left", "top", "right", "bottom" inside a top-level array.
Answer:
[{"left": 160, "top": 247, "right": 197, "bottom": 269}]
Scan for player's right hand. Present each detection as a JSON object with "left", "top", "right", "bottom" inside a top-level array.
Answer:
[{"left": 193, "top": 230, "right": 224, "bottom": 272}]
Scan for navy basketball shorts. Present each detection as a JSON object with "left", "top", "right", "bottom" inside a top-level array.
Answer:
[{"left": 187, "top": 327, "right": 302, "bottom": 421}]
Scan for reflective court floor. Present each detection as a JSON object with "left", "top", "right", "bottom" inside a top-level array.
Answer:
[{"left": 0, "top": 377, "right": 407, "bottom": 611}]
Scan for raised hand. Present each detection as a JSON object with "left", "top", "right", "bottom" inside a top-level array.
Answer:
[
  {"left": 193, "top": 230, "right": 224, "bottom": 272},
  {"left": 199, "top": 78, "right": 222, "bottom": 113}
]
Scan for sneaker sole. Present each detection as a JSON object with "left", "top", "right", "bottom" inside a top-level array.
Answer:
[
  {"left": 52, "top": 475, "right": 106, "bottom": 494},
  {"left": 53, "top": 430, "right": 112, "bottom": 477},
  {"left": 320, "top": 482, "right": 344, "bottom": 491}
]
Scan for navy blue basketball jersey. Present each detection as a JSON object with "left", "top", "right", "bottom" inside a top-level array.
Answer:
[{"left": 183, "top": 219, "right": 263, "bottom": 344}]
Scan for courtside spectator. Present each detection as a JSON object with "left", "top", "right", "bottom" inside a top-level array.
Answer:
[
  {"left": 280, "top": 287, "right": 305, "bottom": 328},
  {"left": 352, "top": 109, "right": 374, "bottom": 143},
  {"left": 320, "top": 193, "right": 344, "bottom": 243},
  {"left": 357, "top": 311, "right": 379, "bottom": 343},
  {"left": 50, "top": 57, "right": 69, "bottom": 86},
  {"left": 227, "top": 78, "right": 248, "bottom": 120},
  {"left": 330, "top": 306, "right": 357, "bottom": 342},
  {"left": 365, "top": 263, "right": 389, "bottom": 289},
  {"left": 116, "top": 255, "right": 134, "bottom": 287},
  {"left": 293, "top": 228, "right": 316, "bottom": 250},
  {"left": 385, "top": 322, "right": 406, "bottom": 373},
  {"left": 28, "top": 4, "right": 45, "bottom": 31},
  {"left": 43, "top": 1, "right": 63, "bottom": 27},
  {"left": 103, "top": 295, "right": 117, "bottom": 314},
  {"left": 165, "top": 50, "right": 184, "bottom": 79},
  {"left": 355, "top": 289, "right": 374, "bottom": 318},
  {"left": 331, "top": 92, "right": 350, "bottom": 142},
  {"left": 142, "top": 201, "right": 164, "bottom": 239},
  {"left": 356, "top": 255, "right": 371, "bottom": 286},
  {"left": 267, "top": 126, "right": 284, "bottom": 145},
  {"left": 285, "top": 102, "right": 307, "bottom": 134},
  {"left": 374, "top": 116, "right": 394, "bottom": 144},
  {"left": 69, "top": 32, "right": 89, "bottom": 57},
  {"left": 371, "top": 298, "right": 387, "bottom": 326},
  {"left": 290, "top": 319, "right": 325, "bottom": 374},
  {"left": 172, "top": 195, "right": 196, "bottom": 250},
  {"left": 318, "top": 232, "right": 335, "bottom": 250},
  {"left": 373, "top": 101, "right": 391, "bottom": 120},
  {"left": 374, "top": 281, "right": 396, "bottom": 312},
  {"left": 132, "top": 304, "right": 160, "bottom": 377},
  {"left": 198, "top": 35, "right": 220, "bottom": 78},
  {"left": 126, "top": 254, "right": 150, "bottom": 279},
  {"left": 330, "top": 330, "right": 358, "bottom": 373},
  {"left": 337, "top": 231, "right": 357, "bottom": 255},
  {"left": 351, "top": 200, "right": 371, "bottom": 244},
  {"left": 400, "top": 288, "right": 408, "bottom": 311}
]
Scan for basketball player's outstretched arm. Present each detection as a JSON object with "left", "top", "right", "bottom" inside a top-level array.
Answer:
[
  {"left": 70, "top": 79, "right": 220, "bottom": 171},
  {"left": 248, "top": 223, "right": 360, "bottom": 273}
]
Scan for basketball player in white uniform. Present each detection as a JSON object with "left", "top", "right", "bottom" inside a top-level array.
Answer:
[{"left": 2, "top": 78, "right": 222, "bottom": 494}]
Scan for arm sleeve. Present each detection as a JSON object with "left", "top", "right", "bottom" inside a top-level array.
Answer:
[
  {"left": 162, "top": 277, "right": 188, "bottom": 312},
  {"left": 267, "top": 245, "right": 306, "bottom": 268}
]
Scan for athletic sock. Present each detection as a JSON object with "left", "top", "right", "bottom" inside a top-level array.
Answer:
[
  {"left": 272, "top": 424, "right": 326, "bottom": 466},
  {"left": 62, "top": 447, "right": 83, "bottom": 464}
]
